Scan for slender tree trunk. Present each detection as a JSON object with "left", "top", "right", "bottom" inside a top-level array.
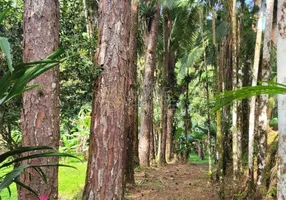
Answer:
[
  {"left": 158, "top": 8, "right": 172, "bottom": 166},
  {"left": 125, "top": 0, "right": 139, "bottom": 185},
  {"left": 202, "top": 30, "right": 212, "bottom": 178},
  {"left": 166, "top": 106, "right": 175, "bottom": 162},
  {"left": 236, "top": 0, "right": 243, "bottom": 174},
  {"left": 165, "top": 53, "right": 176, "bottom": 162},
  {"left": 257, "top": 0, "right": 274, "bottom": 187},
  {"left": 231, "top": 0, "right": 240, "bottom": 182},
  {"left": 19, "top": 1, "right": 60, "bottom": 199},
  {"left": 139, "top": 3, "right": 160, "bottom": 167},
  {"left": 82, "top": 1, "right": 131, "bottom": 199},
  {"left": 277, "top": 0, "right": 286, "bottom": 198},
  {"left": 248, "top": 0, "right": 265, "bottom": 190},
  {"left": 184, "top": 77, "right": 191, "bottom": 162},
  {"left": 212, "top": 8, "right": 224, "bottom": 196},
  {"left": 83, "top": 0, "right": 91, "bottom": 38},
  {"left": 221, "top": 37, "right": 232, "bottom": 174}
]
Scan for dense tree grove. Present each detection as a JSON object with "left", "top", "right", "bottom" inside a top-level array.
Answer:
[{"left": 1, "top": 0, "right": 286, "bottom": 199}]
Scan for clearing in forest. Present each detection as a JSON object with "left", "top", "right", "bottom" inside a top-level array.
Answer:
[{"left": 126, "top": 163, "right": 216, "bottom": 200}]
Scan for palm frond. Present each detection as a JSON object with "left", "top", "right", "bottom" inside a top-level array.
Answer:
[{"left": 213, "top": 82, "right": 286, "bottom": 111}]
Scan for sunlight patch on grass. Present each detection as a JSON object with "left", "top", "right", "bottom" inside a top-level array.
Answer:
[
  {"left": 0, "top": 161, "right": 87, "bottom": 200},
  {"left": 188, "top": 153, "right": 214, "bottom": 165}
]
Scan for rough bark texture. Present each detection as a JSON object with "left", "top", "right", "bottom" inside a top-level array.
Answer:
[
  {"left": 125, "top": 0, "right": 139, "bottom": 185},
  {"left": 248, "top": 0, "right": 264, "bottom": 190},
  {"left": 139, "top": 4, "right": 160, "bottom": 167},
  {"left": 19, "top": 1, "right": 60, "bottom": 199},
  {"left": 277, "top": 0, "right": 286, "bottom": 198},
  {"left": 82, "top": 1, "right": 131, "bottom": 199},
  {"left": 257, "top": 0, "right": 274, "bottom": 187}
]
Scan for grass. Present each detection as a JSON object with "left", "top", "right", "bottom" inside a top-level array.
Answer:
[
  {"left": 0, "top": 159, "right": 87, "bottom": 200},
  {"left": 188, "top": 152, "right": 214, "bottom": 165}
]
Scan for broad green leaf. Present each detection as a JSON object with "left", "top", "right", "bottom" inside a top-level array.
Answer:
[{"left": 0, "top": 37, "right": 13, "bottom": 72}]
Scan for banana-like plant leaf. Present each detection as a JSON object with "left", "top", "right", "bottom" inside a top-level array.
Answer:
[{"left": 0, "top": 37, "right": 13, "bottom": 72}]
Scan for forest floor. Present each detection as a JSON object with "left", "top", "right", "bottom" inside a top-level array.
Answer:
[{"left": 125, "top": 162, "right": 216, "bottom": 200}]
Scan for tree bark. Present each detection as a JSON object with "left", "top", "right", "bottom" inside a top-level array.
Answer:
[
  {"left": 248, "top": 0, "right": 265, "bottom": 190},
  {"left": 82, "top": 1, "right": 131, "bottom": 199},
  {"left": 125, "top": 0, "right": 139, "bottom": 185},
  {"left": 212, "top": 8, "right": 224, "bottom": 195},
  {"left": 158, "top": 8, "right": 173, "bottom": 166},
  {"left": 231, "top": 0, "right": 240, "bottom": 182},
  {"left": 277, "top": 0, "right": 286, "bottom": 198},
  {"left": 139, "top": 3, "right": 160, "bottom": 167},
  {"left": 19, "top": 1, "right": 60, "bottom": 199},
  {"left": 257, "top": 0, "right": 274, "bottom": 187},
  {"left": 166, "top": 105, "right": 175, "bottom": 162}
]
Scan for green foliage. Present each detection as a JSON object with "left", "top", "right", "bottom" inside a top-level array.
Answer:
[
  {"left": 0, "top": 49, "right": 64, "bottom": 105},
  {"left": 267, "top": 187, "right": 277, "bottom": 197},
  {"left": 213, "top": 82, "right": 286, "bottom": 111},
  {"left": 60, "top": 0, "right": 95, "bottom": 120},
  {"left": 0, "top": 37, "right": 12, "bottom": 72},
  {"left": 0, "top": 160, "right": 87, "bottom": 199},
  {"left": 60, "top": 105, "right": 91, "bottom": 160},
  {"left": 0, "top": 146, "right": 80, "bottom": 198}
]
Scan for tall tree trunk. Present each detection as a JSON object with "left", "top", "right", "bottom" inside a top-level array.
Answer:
[
  {"left": 248, "top": 0, "right": 265, "bottom": 190},
  {"left": 202, "top": 30, "right": 212, "bottom": 178},
  {"left": 184, "top": 77, "right": 191, "bottom": 162},
  {"left": 166, "top": 54, "right": 176, "bottom": 162},
  {"left": 158, "top": 8, "right": 173, "bottom": 165},
  {"left": 221, "top": 36, "right": 232, "bottom": 174},
  {"left": 277, "top": 0, "right": 286, "bottom": 198},
  {"left": 125, "top": 0, "right": 139, "bottom": 185},
  {"left": 19, "top": 1, "right": 60, "bottom": 199},
  {"left": 158, "top": 8, "right": 168, "bottom": 166},
  {"left": 82, "top": 1, "right": 131, "bottom": 199},
  {"left": 139, "top": 3, "right": 160, "bottom": 167},
  {"left": 212, "top": 8, "right": 224, "bottom": 196},
  {"left": 257, "top": 0, "right": 274, "bottom": 187},
  {"left": 231, "top": 0, "right": 240, "bottom": 182}
]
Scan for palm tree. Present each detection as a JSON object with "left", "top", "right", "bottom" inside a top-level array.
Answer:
[{"left": 139, "top": 0, "right": 160, "bottom": 167}]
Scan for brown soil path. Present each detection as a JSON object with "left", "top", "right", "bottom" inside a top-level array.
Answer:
[{"left": 125, "top": 163, "right": 216, "bottom": 200}]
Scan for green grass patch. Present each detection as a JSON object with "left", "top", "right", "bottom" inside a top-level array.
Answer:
[
  {"left": 188, "top": 152, "right": 214, "bottom": 165},
  {"left": 0, "top": 160, "right": 87, "bottom": 200}
]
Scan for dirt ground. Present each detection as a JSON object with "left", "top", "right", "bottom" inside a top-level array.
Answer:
[{"left": 125, "top": 163, "right": 216, "bottom": 200}]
